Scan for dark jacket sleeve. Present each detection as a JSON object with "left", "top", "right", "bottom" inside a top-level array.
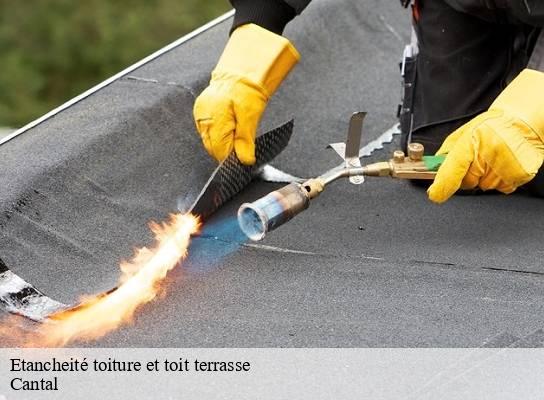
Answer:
[
  {"left": 444, "top": 0, "right": 544, "bottom": 26},
  {"left": 229, "top": 0, "right": 312, "bottom": 34}
]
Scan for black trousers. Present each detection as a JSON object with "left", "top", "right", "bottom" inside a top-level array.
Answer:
[{"left": 402, "top": 0, "right": 533, "bottom": 154}]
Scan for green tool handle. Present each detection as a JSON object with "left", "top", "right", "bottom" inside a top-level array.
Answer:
[{"left": 423, "top": 155, "right": 446, "bottom": 172}]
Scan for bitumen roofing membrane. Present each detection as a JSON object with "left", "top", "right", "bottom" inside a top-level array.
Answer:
[{"left": 1, "top": 0, "right": 544, "bottom": 347}]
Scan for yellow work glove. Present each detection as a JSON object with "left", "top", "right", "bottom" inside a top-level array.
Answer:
[
  {"left": 193, "top": 24, "right": 300, "bottom": 165},
  {"left": 427, "top": 69, "right": 544, "bottom": 203}
]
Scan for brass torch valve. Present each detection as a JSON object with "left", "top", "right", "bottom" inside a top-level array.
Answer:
[{"left": 362, "top": 142, "right": 443, "bottom": 180}]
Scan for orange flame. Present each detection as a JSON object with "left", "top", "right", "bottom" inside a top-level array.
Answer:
[{"left": 6, "top": 213, "right": 200, "bottom": 347}]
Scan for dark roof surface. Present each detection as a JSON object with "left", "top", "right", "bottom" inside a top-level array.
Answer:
[{"left": 1, "top": 0, "right": 544, "bottom": 347}]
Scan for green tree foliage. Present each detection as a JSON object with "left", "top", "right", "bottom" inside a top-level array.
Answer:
[{"left": 0, "top": 0, "right": 230, "bottom": 127}]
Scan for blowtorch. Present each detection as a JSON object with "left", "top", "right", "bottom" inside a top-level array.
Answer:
[{"left": 237, "top": 112, "right": 445, "bottom": 241}]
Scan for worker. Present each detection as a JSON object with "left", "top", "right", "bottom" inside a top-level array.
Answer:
[{"left": 193, "top": 0, "right": 544, "bottom": 203}]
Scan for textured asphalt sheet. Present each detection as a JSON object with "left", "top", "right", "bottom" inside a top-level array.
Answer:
[{"left": 2, "top": 0, "right": 544, "bottom": 347}]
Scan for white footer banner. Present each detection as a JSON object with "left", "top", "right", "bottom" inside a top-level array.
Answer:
[{"left": 0, "top": 348, "right": 542, "bottom": 399}]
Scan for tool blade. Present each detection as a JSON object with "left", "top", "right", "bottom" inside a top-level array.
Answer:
[
  {"left": 189, "top": 120, "right": 294, "bottom": 219},
  {"left": 345, "top": 112, "right": 366, "bottom": 184}
]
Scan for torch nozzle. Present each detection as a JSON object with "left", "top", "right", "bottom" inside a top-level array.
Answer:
[{"left": 238, "top": 179, "right": 325, "bottom": 241}]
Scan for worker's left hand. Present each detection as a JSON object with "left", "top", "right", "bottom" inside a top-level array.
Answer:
[
  {"left": 193, "top": 24, "right": 299, "bottom": 165},
  {"left": 427, "top": 69, "right": 544, "bottom": 203}
]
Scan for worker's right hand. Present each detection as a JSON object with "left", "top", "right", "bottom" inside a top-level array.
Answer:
[
  {"left": 193, "top": 24, "right": 300, "bottom": 165},
  {"left": 427, "top": 69, "right": 544, "bottom": 203}
]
